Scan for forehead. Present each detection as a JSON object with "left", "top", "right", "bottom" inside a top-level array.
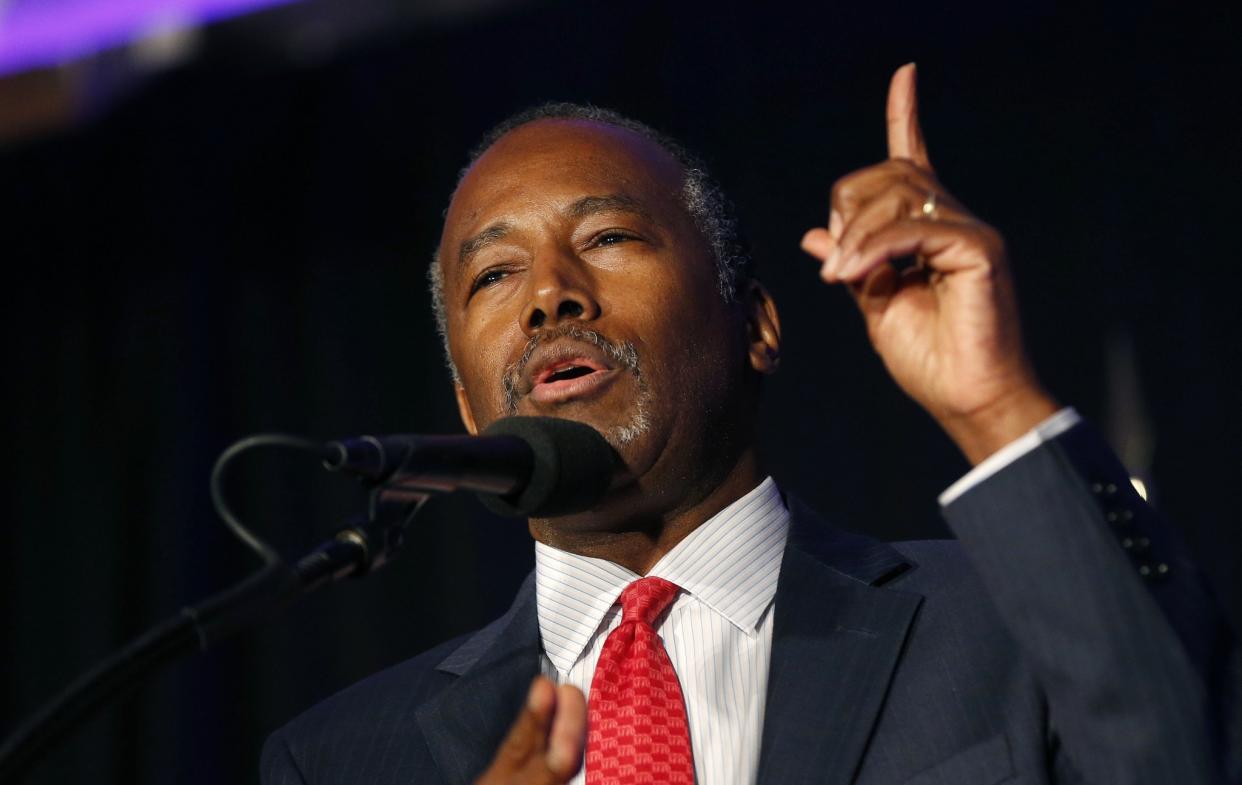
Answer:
[{"left": 443, "top": 119, "right": 688, "bottom": 241}]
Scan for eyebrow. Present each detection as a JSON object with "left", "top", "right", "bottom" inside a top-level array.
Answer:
[
  {"left": 458, "top": 222, "right": 512, "bottom": 270},
  {"left": 566, "top": 193, "right": 651, "bottom": 220}
]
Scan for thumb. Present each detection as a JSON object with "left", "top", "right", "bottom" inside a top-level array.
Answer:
[{"left": 545, "top": 685, "right": 587, "bottom": 779}]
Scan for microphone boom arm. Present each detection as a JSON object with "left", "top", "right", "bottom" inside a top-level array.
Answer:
[{"left": 1, "top": 416, "right": 614, "bottom": 783}]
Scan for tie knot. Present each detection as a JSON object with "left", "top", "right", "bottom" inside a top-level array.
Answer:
[{"left": 619, "top": 576, "right": 680, "bottom": 626}]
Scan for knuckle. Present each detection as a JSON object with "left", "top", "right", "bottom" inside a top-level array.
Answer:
[
  {"left": 891, "top": 157, "right": 935, "bottom": 181},
  {"left": 830, "top": 177, "right": 853, "bottom": 208},
  {"left": 831, "top": 164, "right": 878, "bottom": 207},
  {"left": 889, "top": 157, "right": 920, "bottom": 174},
  {"left": 953, "top": 224, "right": 1005, "bottom": 271},
  {"left": 892, "top": 180, "right": 927, "bottom": 207}
]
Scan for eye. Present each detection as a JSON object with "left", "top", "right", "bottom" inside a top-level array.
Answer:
[
  {"left": 469, "top": 267, "right": 510, "bottom": 295},
  {"left": 593, "top": 230, "right": 639, "bottom": 247}
]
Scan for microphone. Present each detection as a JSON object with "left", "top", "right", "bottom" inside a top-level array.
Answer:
[{"left": 322, "top": 416, "right": 616, "bottom": 517}]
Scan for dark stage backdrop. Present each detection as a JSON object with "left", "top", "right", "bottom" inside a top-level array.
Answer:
[{"left": 3, "top": 2, "right": 1239, "bottom": 783}]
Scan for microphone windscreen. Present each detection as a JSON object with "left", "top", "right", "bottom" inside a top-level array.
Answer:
[{"left": 478, "top": 416, "right": 616, "bottom": 517}]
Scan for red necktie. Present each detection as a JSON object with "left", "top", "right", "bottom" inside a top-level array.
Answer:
[{"left": 586, "top": 576, "right": 695, "bottom": 785}]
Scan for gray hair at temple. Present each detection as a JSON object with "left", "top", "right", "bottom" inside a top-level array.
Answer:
[{"left": 427, "top": 102, "right": 754, "bottom": 381}]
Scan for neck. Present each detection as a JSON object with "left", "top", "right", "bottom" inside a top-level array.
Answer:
[{"left": 527, "top": 445, "right": 765, "bottom": 574}]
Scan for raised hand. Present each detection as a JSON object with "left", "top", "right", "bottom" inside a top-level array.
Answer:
[
  {"left": 474, "top": 677, "right": 586, "bottom": 785},
  {"left": 800, "top": 63, "right": 1058, "bottom": 464}
]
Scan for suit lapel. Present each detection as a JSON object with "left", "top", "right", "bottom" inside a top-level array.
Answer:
[
  {"left": 414, "top": 501, "right": 922, "bottom": 785},
  {"left": 756, "top": 500, "right": 923, "bottom": 785},
  {"left": 415, "top": 575, "right": 542, "bottom": 785}
]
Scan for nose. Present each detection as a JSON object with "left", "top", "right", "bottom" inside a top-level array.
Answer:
[{"left": 519, "top": 248, "right": 601, "bottom": 337}]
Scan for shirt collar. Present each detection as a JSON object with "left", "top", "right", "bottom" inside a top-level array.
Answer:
[{"left": 534, "top": 476, "right": 789, "bottom": 675}]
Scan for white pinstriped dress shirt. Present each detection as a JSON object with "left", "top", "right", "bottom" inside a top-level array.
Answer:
[{"left": 535, "top": 476, "right": 789, "bottom": 785}]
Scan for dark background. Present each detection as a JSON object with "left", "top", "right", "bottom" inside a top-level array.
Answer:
[{"left": 3, "top": 1, "right": 1240, "bottom": 783}]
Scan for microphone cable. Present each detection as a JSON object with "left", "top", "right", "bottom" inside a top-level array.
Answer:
[{"left": 209, "top": 433, "right": 323, "bottom": 566}]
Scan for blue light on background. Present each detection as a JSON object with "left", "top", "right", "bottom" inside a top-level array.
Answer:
[{"left": 0, "top": 0, "right": 301, "bottom": 75}]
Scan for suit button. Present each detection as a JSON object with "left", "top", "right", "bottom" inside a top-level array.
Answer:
[
  {"left": 1121, "top": 536, "right": 1150, "bottom": 553},
  {"left": 1092, "top": 482, "right": 1119, "bottom": 498},
  {"left": 1106, "top": 509, "right": 1134, "bottom": 525},
  {"left": 1138, "top": 563, "right": 1170, "bottom": 581}
]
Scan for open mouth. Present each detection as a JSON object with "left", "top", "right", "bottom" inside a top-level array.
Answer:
[
  {"left": 541, "top": 364, "right": 598, "bottom": 384},
  {"left": 534, "top": 358, "right": 609, "bottom": 388},
  {"left": 528, "top": 356, "right": 617, "bottom": 404}
]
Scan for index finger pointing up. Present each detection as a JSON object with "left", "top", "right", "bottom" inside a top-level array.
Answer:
[{"left": 886, "top": 63, "right": 933, "bottom": 171}]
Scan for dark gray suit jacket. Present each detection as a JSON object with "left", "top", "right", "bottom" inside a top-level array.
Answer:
[{"left": 262, "top": 423, "right": 1239, "bottom": 784}]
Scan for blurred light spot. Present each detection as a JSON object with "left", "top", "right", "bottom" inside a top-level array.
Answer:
[
  {"left": 0, "top": 0, "right": 301, "bottom": 76},
  {"left": 130, "top": 13, "right": 200, "bottom": 69}
]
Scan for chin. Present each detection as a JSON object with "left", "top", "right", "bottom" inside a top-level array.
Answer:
[
  {"left": 514, "top": 384, "right": 653, "bottom": 453},
  {"left": 599, "top": 402, "right": 651, "bottom": 448}
]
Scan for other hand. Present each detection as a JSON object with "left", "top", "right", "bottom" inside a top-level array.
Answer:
[
  {"left": 800, "top": 63, "right": 1059, "bottom": 464},
  {"left": 474, "top": 677, "right": 586, "bottom": 785}
]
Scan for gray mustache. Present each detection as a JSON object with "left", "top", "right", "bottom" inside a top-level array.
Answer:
[{"left": 502, "top": 325, "right": 641, "bottom": 414}]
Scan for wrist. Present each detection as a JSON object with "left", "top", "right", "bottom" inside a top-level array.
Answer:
[{"left": 937, "top": 382, "right": 1060, "bottom": 465}]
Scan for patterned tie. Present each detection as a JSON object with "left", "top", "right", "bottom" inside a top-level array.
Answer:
[{"left": 585, "top": 576, "right": 695, "bottom": 785}]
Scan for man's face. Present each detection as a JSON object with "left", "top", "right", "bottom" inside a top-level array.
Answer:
[{"left": 438, "top": 119, "right": 760, "bottom": 514}]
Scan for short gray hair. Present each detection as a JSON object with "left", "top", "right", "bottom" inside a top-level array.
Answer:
[{"left": 428, "top": 103, "right": 753, "bottom": 380}]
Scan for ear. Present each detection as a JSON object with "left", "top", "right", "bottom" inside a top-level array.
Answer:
[
  {"left": 745, "top": 279, "right": 781, "bottom": 375},
  {"left": 454, "top": 383, "right": 480, "bottom": 435}
]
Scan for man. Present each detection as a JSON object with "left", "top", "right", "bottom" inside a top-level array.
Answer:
[{"left": 262, "top": 65, "right": 1236, "bottom": 784}]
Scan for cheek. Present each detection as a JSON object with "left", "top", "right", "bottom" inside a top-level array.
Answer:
[
  {"left": 453, "top": 315, "right": 523, "bottom": 420},
  {"left": 610, "top": 265, "right": 739, "bottom": 388}
]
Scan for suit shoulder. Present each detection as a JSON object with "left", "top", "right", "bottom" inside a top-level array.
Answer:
[
  {"left": 890, "top": 538, "right": 972, "bottom": 580},
  {"left": 886, "top": 538, "right": 1018, "bottom": 645},
  {"left": 887, "top": 538, "right": 996, "bottom": 606}
]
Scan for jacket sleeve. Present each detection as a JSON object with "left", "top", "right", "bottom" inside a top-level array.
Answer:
[
  {"left": 261, "top": 730, "right": 311, "bottom": 785},
  {"left": 940, "top": 420, "right": 1239, "bottom": 785}
]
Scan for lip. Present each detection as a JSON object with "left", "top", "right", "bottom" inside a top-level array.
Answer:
[
  {"left": 521, "top": 340, "right": 620, "bottom": 405},
  {"left": 529, "top": 366, "right": 621, "bottom": 404}
]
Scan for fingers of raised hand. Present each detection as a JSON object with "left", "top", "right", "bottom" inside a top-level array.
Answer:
[
  {"left": 838, "top": 219, "right": 1001, "bottom": 285},
  {"left": 829, "top": 159, "right": 936, "bottom": 228},
  {"left": 806, "top": 161, "right": 934, "bottom": 274},
  {"left": 800, "top": 226, "right": 837, "bottom": 266},
  {"left": 826, "top": 181, "right": 958, "bottom": 281},
  {"left": 477, "top": 678, "right": 586, "bottom": 785},
  {"left": 886, "top": 62, "right": 933, "bottom": 171}
]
